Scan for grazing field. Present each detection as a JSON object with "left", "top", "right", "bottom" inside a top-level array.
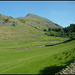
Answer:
[
  {"left": 0, "top": 34, "right": 67, "bottom": 49},
  {"left": 0, "top": 37, "right": 75, "bottom": 74}
]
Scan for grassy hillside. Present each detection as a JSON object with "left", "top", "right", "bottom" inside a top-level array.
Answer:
[
  {"left": 17, "top": 13, "right": 61, "bottom": 29},
  {"left": 0, "top": 13, "right": 61, "bottom": 40}
]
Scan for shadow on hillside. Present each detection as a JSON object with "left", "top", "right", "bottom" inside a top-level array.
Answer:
[
  {"left": 39, "top": 59, "right": 75, "bottom": 74},
  {"left": 45, "top": 38, "right": 75, "bottom": 46},
  {"left": 39, "top": 65, "right": 65, "bottom": 74}
]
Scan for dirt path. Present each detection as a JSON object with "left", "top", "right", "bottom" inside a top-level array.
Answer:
[{"left": 18, "top": 45, "right": 45, "bottom": 50}]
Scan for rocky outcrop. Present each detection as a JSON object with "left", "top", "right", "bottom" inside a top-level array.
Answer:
[{"left": 56, "top": 61, "right": 75, "bottom": 74}]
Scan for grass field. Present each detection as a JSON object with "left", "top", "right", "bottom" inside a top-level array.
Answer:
[
  {"left": 0, "top": 36, "right": 75, "bottom": 74},
  {"left": 0, "top": 13, "right": 75, "bottom": 74}
]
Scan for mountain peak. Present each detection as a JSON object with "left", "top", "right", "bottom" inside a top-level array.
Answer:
[
  {"left": 26, "top": 13, "right": 33, "bottom": 17},
  {"left": 25, "top": 13, "right": 39, "bottom": 17}
]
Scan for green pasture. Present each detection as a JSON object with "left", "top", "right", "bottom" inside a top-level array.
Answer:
[
  {"left": 0, "top": 38, "right": 75, "bottom": 74},
  {"left": 0, "top": 35, "right": 68, "bottom": 49}
]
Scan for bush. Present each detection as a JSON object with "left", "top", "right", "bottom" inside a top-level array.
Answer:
[
  {"left": 43, "top": 29, "right": 47, "bottom": 31},
  {"left": 3, "top": 18, "right": 9, "bottom": 23},
  {"left": 12, "top": 21, "right": 17, "bottom": 27},
  {"left": 48, "top": 28, "right": 51, "bottom": 31}
]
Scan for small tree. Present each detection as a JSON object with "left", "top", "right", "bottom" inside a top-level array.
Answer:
[
  {"left": 12, "top": 23, "right": 15, "bottom": 26},
  {"left": 4, "top": 18, "right": 9, "bottom": 23},
  {"left": 43, "top": 29, "right": 47, "bottom": 31},
  {"left": 48, "top": 28, "right": 51, "bottom": 31},
  {"left": 12, "top": 21, "right": 16, "bottom": 27},
  {"left": 55, "top": 28, "right": 58, "bottom": 32},
  {"left": 52, "top": 28, "right": 55, "bottom": 31}
]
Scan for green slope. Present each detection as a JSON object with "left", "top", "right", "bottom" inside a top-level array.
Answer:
[
  {"left": 17, "top": 13, "right": 62, "bottom": 29},
  {"left": 0, "top": 13, "right": 67, "bottom": 49},
  {"left": 0, "top": 13, "right": 61, "bottom": 40},
  {"left": 0, "top": 14, "right": 42, "bottom": 40}
]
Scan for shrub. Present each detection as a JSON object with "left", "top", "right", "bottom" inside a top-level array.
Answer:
[
  {"left": 3, "top": 18, "right": 9, "bottom": 23},
  {"left": 12, "top": 21, "right": 17, "bottom": 27},
  {"left": 48, "top": 28, "right": 51, "bottom": 31},
  {"left": 43, "top": 29, "right": 47, "bottom": 31}
]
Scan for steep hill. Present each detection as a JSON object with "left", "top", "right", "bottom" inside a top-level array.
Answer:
[
  {"left": 17, "top": 13, "right": 61, "bottom": 29},
  {"left": 0, "top": 13, "right": 61, "bottom": 40}
]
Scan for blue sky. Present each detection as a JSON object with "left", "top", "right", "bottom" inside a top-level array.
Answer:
[{"left": 0, "top": 1, "right": 75, "bottom": 27}]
